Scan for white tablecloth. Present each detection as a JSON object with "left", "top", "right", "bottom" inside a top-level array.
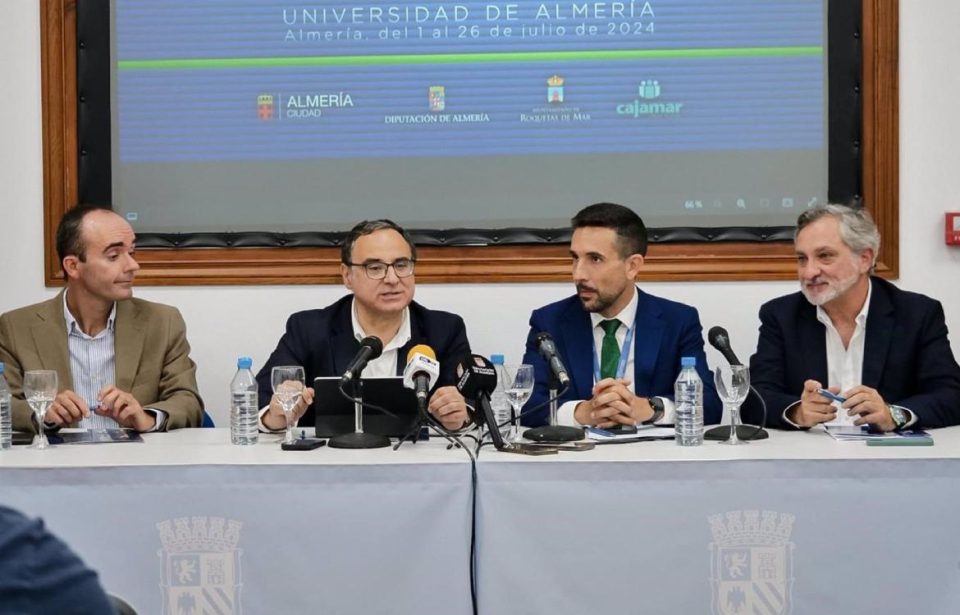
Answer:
[{"left": 0, "top": 429, "right": 475, "bottom": 615}]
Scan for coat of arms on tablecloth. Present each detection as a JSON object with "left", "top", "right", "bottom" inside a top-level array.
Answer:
[
  {"left": 709, "top": 510, "right": 795, "bottom": 615},
  {"left": 158, "top": 516, "right": 243, "bottom": 615}
]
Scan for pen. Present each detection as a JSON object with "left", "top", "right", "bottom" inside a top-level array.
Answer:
[{"left": 816, "top": 388, "right": 847, "bottom": 404}]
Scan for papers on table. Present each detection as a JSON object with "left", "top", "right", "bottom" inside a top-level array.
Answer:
[
  {"left": 586, "top": 426, "right": 676, "bottom": 442},
  {"left": 47, "top": 429, "right": 144, "bottom": 445},
  {"left": 824, "top": 425, "right": 933, "bottom": 445}
]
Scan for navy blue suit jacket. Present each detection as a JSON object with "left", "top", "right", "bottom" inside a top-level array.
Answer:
[
  {"left": 257, "top": 295, "right": 471, "bottom": 426},
  {"left": 747, "top": 277, "right": 960, "bottom": 429},
  {"left": 520, "top": 289, "right": 722, "bottom": 427}
]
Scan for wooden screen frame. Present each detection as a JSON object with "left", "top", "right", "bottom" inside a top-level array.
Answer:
[{"left": 40, "top": 0, "right": 898, "bottom": 286}]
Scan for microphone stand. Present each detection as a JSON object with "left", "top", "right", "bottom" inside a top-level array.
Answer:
[
  {"left": 522, "top": 373, "right": 584, "bottom": 443},
  {"left": 329, "top": 379, "right": 392, "bottom": 449}
]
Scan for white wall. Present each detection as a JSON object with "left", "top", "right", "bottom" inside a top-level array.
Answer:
[{"left": 2, "top": 1, "right": 958, "bottom": 425}]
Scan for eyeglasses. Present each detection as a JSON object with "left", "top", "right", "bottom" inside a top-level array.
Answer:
[{"left": 346, "top": 258, "right": 416, "bottom": 280}]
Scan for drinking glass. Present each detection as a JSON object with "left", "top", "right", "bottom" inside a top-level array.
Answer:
[
  {"left": 714, "top": 364, "right": 751, "bottom": 445},
  {"left": 271, "top": 366, "right": 305, "bottom": 445},
  {"left": 24, "top": 370, "right": 58, "bottom": 449},
  {"left": 504, "top": 364, "right": 534, "bottom": 441}
]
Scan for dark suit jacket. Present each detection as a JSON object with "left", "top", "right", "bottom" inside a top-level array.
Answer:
[
  {"left": 747, "top": 277, "right": 960, "bottom": 429},
  {"left": 256, "top": 295, "right": 471, "bottom": 425},
  {"left": 0, "top": 292, "right": 204, "bottom": 433},
  {"left": 520, "top": 289, "right": 722, "bottom": 427}
]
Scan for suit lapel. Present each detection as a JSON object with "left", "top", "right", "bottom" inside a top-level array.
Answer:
[
  {"left": 558, "top": 301, "right": 595, "bottom": 398},
  {"left": 397, "top": 305, "right": 426, "bottom": 377},
  {"left": 631, "top": 289, "right": 664, "bottom": 392},
  {"left": 797, "top": 302, "right": 828, "bottom": 385},
  {"left": 330, "top": 299, "right": 359, "bottom": 376},
  {"left": 114, "top": 300, "right": 146, "bottom": 391},
  {"left": 30, "top": 293, "right": 73, "bottom": 390},
  {"left": 862, "top": 280, "right": 894, "bottom": 388}
]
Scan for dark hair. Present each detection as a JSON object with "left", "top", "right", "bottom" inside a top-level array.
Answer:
[
  {"left": 340, "top": 219, "right": 417, "bottom": 264},
  {"left": 56, "top": 205, "right": 114, "bottom": 265},
  {"left": 571, "top": 202, "right": 648, "bottom": 257}
]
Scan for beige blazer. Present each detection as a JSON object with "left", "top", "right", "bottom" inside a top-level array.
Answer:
[{"left": 0, "top": 292, "right": 204, "bottom": 433}]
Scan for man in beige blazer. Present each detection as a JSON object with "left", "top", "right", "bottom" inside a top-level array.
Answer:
[{"left": 0, "top": 206, "right": 203, "bottom": 433}]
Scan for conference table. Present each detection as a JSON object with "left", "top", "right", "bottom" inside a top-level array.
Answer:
[
  {"left": 0, "top": 430, "right": 475, "bottom": 615},
  {"left": 3, "top": 428, "right": 960, "bottom": 615}
]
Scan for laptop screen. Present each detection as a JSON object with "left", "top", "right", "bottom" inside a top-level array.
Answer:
[{"left": 312, "top": 376, "right": 421, "bottom": 439}]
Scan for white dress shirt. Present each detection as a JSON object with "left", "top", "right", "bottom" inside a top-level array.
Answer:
[{"left": 557, "top": 287, "right": 675, "bottom": 427}]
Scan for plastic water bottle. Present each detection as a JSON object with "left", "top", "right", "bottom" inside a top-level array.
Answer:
[
  {"left": 230, "top": 357, "right": 259, "bottom": 445},
  {"left": 674, "top": 356, "right": 704, "bottom": 446},
  {"left": 0, "top": 363, "right": 11, "bottom": 450},
  {"left": 489, "top": 354, "right": 511, "bottom": 436}
]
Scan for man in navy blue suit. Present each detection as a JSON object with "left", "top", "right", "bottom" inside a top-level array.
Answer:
[
  {"left": 748, "top": 204, "right": 960, "bottom": 431},
  {"left": 521, "top": 203, "right": 721, "bottom": 429},
  {"left": 256, "top": 220, "right": 471, "bottom": 431}
]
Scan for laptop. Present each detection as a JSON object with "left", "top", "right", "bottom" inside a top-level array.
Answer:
[{"left": 313, "top": 376, "right": 421, "bottom": 439}]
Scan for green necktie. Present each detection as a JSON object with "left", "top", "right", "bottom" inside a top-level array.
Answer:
[{"left": 599, "top": 319, "right": 621, "bottom": 379}]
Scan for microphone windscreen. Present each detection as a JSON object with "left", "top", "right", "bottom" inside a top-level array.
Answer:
[
  {"left": 407, "top": 344, "right": 437, "bottom": 363},
  {"left": 361, "top": 335, "right": 384, "bottom": 358}
]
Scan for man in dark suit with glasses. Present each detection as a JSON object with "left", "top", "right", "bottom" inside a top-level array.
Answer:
[{"left": 256, "top": 219, "right": 472, "bottom": 432}]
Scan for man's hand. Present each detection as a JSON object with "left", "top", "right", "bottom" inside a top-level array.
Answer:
[
  {"left": 843, "top": 385, "right": 895, "bottom": 431},
  {"left": 428, "top": 386, "right": 470, "bottom": 431},
  {"left": 787, "top": 380, "right": 839, "bottom": 427},
  {"left": 573, "top": 378, "right": 654, "bottom": 428},
  {"left": 263, "top": 385, "right": 315, "bottom": 432},
  {"left": 95, "top": 386, "right": 155, "bottom": 432},
  {"left": 44, "top": 390, "right": 91, "bottom": 427}
]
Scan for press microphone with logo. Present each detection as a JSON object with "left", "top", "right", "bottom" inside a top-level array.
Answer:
[
  {"left": 534, "top": 332, "right": 571, "bottom": 387},
  {"left": 707, "top": 326, "right": 743, "bottom": 366},
  {"left": 340, "top": 336, "right": 383, "bottom": 385},
  {"left": 455, "top": 354, "right": 505, "bottom": 449},
  {"left": 403, "top": 344, "right": 440, "bottom": 410}
]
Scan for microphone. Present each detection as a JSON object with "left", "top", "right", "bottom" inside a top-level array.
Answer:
[
  {"left": 454, "top": 354, "right": 498, "bottom": 400},
  {"left": 340, "top": 336, "right": 384, "bottom": 385},
  {"left": 704, "top": 326, "right": 768, "bottom": 442},
  {"left": 534, "top": 332, "right": 571, "bottom": 387},
  {"left": 707, "top": 326, "right": 743, "bottom": 366},
  {"left": 403, "top": 344, "right": 440, "bottom": 408}
]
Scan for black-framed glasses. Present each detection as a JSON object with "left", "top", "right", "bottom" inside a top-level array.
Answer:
[{"left": 346, "top": 258, "right": 416, "bottom": 280}]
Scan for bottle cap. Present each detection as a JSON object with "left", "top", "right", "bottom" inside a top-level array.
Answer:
[
  {"left": 237, "top": 357, "right": 253, "bottom": 369},
  {"left": 490, "top": 354, "right": 505, "bottom": 365},
  {"left": 0, "top": 362, "right": 4, "bottom": 374},
  {"left": 680, "top": 356, "right": 696, "bottom": 368}
]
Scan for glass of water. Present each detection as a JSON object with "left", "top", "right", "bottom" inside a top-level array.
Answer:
[
  {"left": 271, "top": 366, "right": 305, "bottom": 445},
  {"left": 504, "top": 364, "right": 534, "bottom": 441},
  {"left": 24, "top": 370, "right": 58, "bottom": 449},
  {"left": 714, "top": 364, "right": 751, "bottom": 445}
]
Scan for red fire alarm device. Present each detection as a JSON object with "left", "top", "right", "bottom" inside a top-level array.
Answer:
[{"left": 948, "top": 213, "right": 960, "bottom": 245}]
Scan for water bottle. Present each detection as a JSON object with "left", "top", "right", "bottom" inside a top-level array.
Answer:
[
  {"left": 230, "top": 357, "right": 259, "bottom": 445},
  {"left": 674, "top": 356, "right": 704, "bottom": 446},
  {"left": 0, "top": 363, "right": 11, "bottom": 450},
  {"left": 489, "top": 354, "right": 511, "bottom": 436}
]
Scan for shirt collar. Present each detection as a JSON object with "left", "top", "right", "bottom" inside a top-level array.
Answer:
[
  {"left": 350, "top": 298, "right": 412, "bottom": 352},
  {"left": 62, "top": 290, "right": 117, "bottom": 338},
  {"left": 816, "top": 278, "right": 872, "bottom": 329},
  {"left": 589, "top": 284, "right": 639, "bottom": 331}
]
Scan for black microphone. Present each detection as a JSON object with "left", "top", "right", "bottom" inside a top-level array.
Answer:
[
  {"left": 455, "top": 354, "right": 507, "bottom": 449},
  {"left": 534, "top": 332, "right": 571, "bottom": 387},
  {"left": 340, "top": 336, "right": 384, "bottom": 385},
  {"left": 708, "top": 326, "right": 742, "bottom": 366},
  {"left": 454, "top": 354, "right": 498, "bottom": 400}
]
